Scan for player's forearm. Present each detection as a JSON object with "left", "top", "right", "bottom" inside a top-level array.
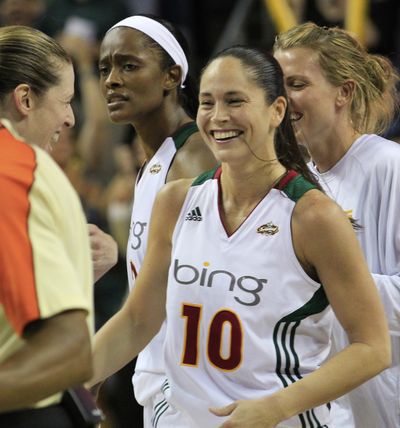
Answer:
[
  {"left": 267, "top": 341, "right": 391, "bottom": 423},
  {"left": 0, "top": 312, "right": 92, "bottom": 412},
  {"left": 90, "top": 304, "right": 161, "bottom": 387}
]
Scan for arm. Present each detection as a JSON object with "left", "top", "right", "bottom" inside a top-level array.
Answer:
[
  {"left": 371, "top": 274, "right": 400, "bottom": 336},
  {"left": 58, "top": 34, "right": 110, "bottom": 168},
  {"left": 89, "top": 179, "right": 192, "bottom": 387},
  {"left": 263, "top": 0, "right": 298, "bottom": 33},
  {"left": 0, "top": 148, "right": 94, "bottom": 412},
  {"left": 59, "top": 33, "right": 126, "bottom": 181},
  {"left": 88, "top": 223, "right": 118, "bottom": 282},
  {"left": 0, "top": 310, "right": 92, "bottom": 412},
  {"left": 167, "top": 133, "right": 217, "bottom": 181},
  {"left": 212, "top": 191, "right": 390, "bottom": 427},
  {"left": 358, "top": 158, "right": 400, "bottom": 335}
]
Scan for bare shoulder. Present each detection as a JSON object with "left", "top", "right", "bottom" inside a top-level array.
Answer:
[
  {"left": 153, "top": 178, "right": 194, "bottom": 229},
  {"left": 292, "top": 189, "right": 348, "bottom": 231},
  {"left": 292, "top": 189, "right": 357, "bottom": 272},
  {"left": 168, "top": 132, "right": 217, "bottom": 181}
]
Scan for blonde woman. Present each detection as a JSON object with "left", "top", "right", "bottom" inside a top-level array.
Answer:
[{"left": 274, "top": 22, "right": 400, "bottom": 428}]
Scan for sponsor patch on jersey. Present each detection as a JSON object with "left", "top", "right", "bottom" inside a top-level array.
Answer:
[
  {"left": 257, "top": 222, "right": 279, "bottom": 236},
  {"left": 149, "top": 163, "right": 162, "bottom": 174}
]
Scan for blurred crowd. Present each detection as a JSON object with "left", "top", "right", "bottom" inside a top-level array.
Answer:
[{"left": 1, "top": 0, "right": 399, "bottom": 426}]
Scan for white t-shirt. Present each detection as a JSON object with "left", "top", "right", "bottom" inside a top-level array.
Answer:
[{"left": 309, "top": 134, "right": 400, "bottom": 428}]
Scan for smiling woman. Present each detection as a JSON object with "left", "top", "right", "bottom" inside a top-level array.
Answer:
[
  {"left": 0, "top": 26, "right": 75, "bottom": 152},
  {"left": 89, "top": 45, "right": 390, "bottom": 428},
  {"left": 0, "top": 26, "right": 95, "bottom": 427},
  {"left": 29, "top": 66, "right": 75, "bottom": 152},
  {"left": 274, "top": 22, "right": 400, "bottom": 428}
]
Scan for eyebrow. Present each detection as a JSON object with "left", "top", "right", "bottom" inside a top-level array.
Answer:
[
  {"left": 199, "top": 90, "right": 245, "bottom": 97},
  {"left": 285, "top": 74, "right": 307, "bottom": 79},
  {"left": 99, "top": 52, "right": 143, "bottom": 64}
]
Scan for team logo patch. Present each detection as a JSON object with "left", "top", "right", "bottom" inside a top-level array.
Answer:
[
  {"left": 185, "top": 206, "right": 202, "bottom": 221},
  {"left": 257, "top": 222, "right": 279, "bottom": 236},
  {"left": 344, "top": 209, "right": 353, "bottom": 218},
  {"left": 149, "top": 163, "right": 162, "bottom": 174}
]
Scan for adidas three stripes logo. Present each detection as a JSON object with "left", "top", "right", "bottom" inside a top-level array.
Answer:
[{"left": 185, "top": 206, "right": 202, "bottom": 221}]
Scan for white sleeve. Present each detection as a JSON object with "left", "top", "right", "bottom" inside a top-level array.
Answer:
[
  {"left": 359, "top": 154, "right": 400, "bottom": 336},
  {"left": 371, "top": 273, "right": 400, "bottom": 336}
]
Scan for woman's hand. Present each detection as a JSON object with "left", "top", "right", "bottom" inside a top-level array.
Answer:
[
  {"left": 210, "top": 397, "right": 283, "bottom": 428},
  {"left": 88, "top": 223, "right": 118, "bottom": 282}
]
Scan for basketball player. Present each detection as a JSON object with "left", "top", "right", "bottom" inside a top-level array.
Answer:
[
  {"left": 97, "top": 14, "right": 215, "bottom": 425},
  {"left": 274, "top": 22, "right": 400, "bottom": 428},
  {"left": 89, "top": 46, "right": 390, "bottom": 427}
]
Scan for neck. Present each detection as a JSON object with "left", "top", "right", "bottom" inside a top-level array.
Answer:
[
  {"left": 1, "top": 114, "right": 28, "bottom": 144},
  {"left": 132, "top": 99, "right": 192, "bottom": 159},
  {"left": 218, "top": 161, "right": 287, "bottom": 235},
  {"left": 307, "top": 126, "right": 361, "bottom": 173},
  {"left": 220, "top": 161, "right": 287, "bottom": 206}
]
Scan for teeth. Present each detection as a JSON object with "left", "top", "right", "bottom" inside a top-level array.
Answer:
[
  {"left": 213, "top": 130, "right": 239, "bottom": 140},
  {"left": 290, "top": 113, "right": 302, "bottom": 122}
]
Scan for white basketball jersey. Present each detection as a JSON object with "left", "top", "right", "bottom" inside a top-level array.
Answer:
[
  {"left": 126, "top": 122, "right": 198, "bottom": 403},
  {"left": 164, "top": 167, "right": 334, "bottom": 427},
  {"left": 309, "top": 134, "right": 400, "bottom": 428}
]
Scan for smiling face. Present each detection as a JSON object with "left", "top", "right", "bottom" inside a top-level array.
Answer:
[
  {"left": 274, "top": 47, "right": 340, "bottom": 147},
  {"left": 197, "top": 56, "right": 285, "bottom": 165},
  {"left": 99, "top": 27, "right": 169, "bottom": 124},
  {"left": 29, "top": 62, "right": 75, "bottom": 152}
]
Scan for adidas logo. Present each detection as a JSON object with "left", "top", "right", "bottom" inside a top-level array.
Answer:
[{"left": 185, "top": 206, "right": 202, "bottom": 221}]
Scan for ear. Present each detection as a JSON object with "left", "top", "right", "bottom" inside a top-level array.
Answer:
[
  {"left": 163, "top": 64, "right": 182, "bottom": 91},
  {"left": 271, "top": 96, "right": 287, "bottom": 128},
  {"left": 336, "top": 80, "right": 355, "bottom": 108},
  {"left": 13, "top": 84, "right": 35, "bottom": 116}
]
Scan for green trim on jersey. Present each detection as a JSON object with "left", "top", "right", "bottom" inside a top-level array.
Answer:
[
  {"left": 273, "top": 286, "right": 329, "bottom": 427},
  {"left": 282, "top": 175, "right": 317, "bottom": 202},
  {"left": 172, "top": 122, "right": 198, "bottom": 150},
  {"left": 192, "top": 166, "right": 220, "bottom": 186},
  {"left": 280, "top": 286, "right": 329, "bottom": 323}
]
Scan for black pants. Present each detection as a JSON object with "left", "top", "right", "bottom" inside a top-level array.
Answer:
[{"left": 0, "top": 404, "right": 77, "bottom": 428}]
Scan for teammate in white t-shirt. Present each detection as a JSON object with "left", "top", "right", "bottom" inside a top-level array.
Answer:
[
  {"left": 90, "top": 46, "right": 390, "bottom": 427},
  {"left": 97, "top": 15, "right": 215, "bottom": 426},
  {"left": 274, "top": 22, "right": 400, "bottom": 428}
]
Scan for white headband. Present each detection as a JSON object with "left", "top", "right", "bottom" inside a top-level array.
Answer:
[{"left": 108, "top": 16, "right": 188, "bottom": 88}]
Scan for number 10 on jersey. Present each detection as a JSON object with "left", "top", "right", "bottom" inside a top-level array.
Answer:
[{"left": 181, "top": 303, "right": 243, "bottom": 371}]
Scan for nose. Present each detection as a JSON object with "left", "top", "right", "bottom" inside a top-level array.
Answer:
[
  {"left": 104, "top": 67, "right": 123, "bottom": 88},
  {"left": 65, "top": 104, "right": 75, "bottom": 128},
  {"left": 211, "top": 102, "right": 229, "bottom": 123}
]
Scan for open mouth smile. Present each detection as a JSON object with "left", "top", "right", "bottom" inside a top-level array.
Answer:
[
  {"left": 290, "top": 112, "right": 303, "bottom": 122},
  {"left": 211, "top": 130, "right": 243, "bottom": 142}
]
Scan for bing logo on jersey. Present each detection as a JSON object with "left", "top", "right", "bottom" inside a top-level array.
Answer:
[{"left": 173, "top": 259, "right": 267, "bottom": 306}]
